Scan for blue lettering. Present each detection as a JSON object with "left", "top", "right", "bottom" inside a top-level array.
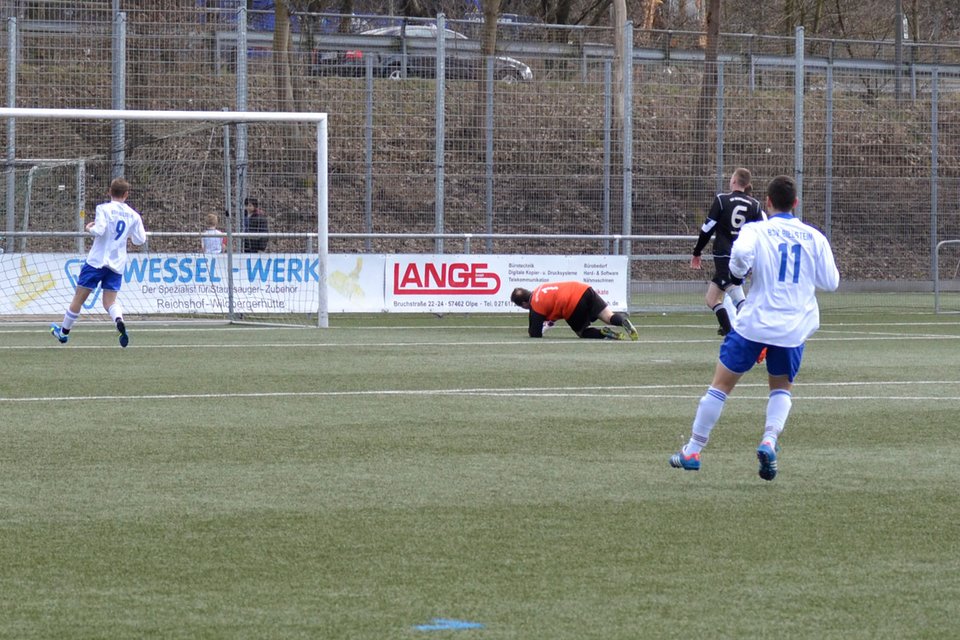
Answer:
[
  {"left": 246, "top": 258, "right": 270, "bottom": 281},
  {"left": 272, "top": 258, "right": 286, "bottom": 282},
  {"left": 306, "top": 259, "right": 319, "bottom": 281},
  {"left": 287, "top": 258, "right": 303, "bottom": 282},
  {"left": 209, "top": 258, "right": 222, "bottom": 283},
  {"left": 148, "top": 258, "right": 162, "bottom": 282},
  {"left": 194, "top": 258, "right": 207, "bottom": 283},
  {"left": 163, "top": 257, "right": 179, "bottom": 283},
  {"left": 125, "top": 258, "right": 148, "bottom": 283},
  {"left": 177, "top": 259, "right": 193, "bottom": 283}
]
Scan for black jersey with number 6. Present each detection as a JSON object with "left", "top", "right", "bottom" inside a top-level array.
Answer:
[{"left": 692, "top": 190, "right": 763, "bottom": 259}]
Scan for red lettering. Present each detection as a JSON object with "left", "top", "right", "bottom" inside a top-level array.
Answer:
[
  {"left": 393, "top": 262, "right": 502, "bottom": 295},
  {"left": 448, "top": 263, "right": 471, "bottom": 287},
  {"left": 397, "top": 263, "right": 423, "bottom": 288},
  {"left": 424, "top": 263, "right": 445, "bottom": 288}
]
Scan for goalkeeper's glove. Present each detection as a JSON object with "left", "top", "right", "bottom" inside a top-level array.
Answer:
[{"left": 542, "top": 320, "right": 556, "bottom": 333}]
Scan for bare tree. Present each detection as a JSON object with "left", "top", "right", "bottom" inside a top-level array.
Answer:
[
  {"left": 691, "top": 0, "right": 720, "bottom": 190},
  {"left": 461, "top": 0, "right": 502, "bottom": 150},
  {"left": 273, "top": 0, "right": 296, "bottom": 110},
  {"left": 611, "top": 0, "right": 626, "bottom": 124}
]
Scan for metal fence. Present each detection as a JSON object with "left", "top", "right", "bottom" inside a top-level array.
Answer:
[{"left": 3, "top": 1, "right": 960, "bottom": 312}]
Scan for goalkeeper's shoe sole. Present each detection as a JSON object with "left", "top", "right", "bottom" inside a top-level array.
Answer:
[
  {"left": 757, "top": 443, "right": 778, "bottom": 481},
  {"left": 669, "top": 451, "right": 701, "bottom": 471},
  {"left": 50, "top": 324, "right": 68, "bottom": 344},
  {"left": 621, "top": 317, "right": 639, "bottom": 341}
]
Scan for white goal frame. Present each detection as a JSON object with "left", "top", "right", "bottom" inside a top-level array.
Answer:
[{"left": 0, "top": 107, "right": 330, "bottom": 328}]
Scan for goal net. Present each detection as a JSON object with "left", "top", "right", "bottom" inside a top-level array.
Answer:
[{"left": 0, "top": 107, "right": 329, "bottom": 327}]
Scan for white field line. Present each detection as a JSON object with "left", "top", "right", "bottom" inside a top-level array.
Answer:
[
  {"left": 3, "top": 380, "right": 959, "bottom": 404},
  {"left": 2, "top": 332, "right": 960, "bottom": 350},
  {"left": 0, "top": 319, "right": 959, "bottom": 334}
]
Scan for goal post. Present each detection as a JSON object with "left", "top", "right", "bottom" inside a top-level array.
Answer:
[{"left": 0, "top": 107, "right": 330, "bottom": 328}]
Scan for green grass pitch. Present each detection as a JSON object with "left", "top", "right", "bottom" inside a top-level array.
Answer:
[{"left": 1, "top": 312, "right": 958, "bottom": 638}]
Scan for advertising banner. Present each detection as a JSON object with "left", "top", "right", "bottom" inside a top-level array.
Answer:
[
  {"left": 385, "top": 254, "right": 628, "bottom": 313},
  {"left": 2, "top": 253, "right": 627, "bottom": 315},
  {"left": 2, "top": 253, "right": 386, "bottom": 315}
]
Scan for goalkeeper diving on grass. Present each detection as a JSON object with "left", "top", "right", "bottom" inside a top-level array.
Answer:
[{"left": 510, "top": 281, "right": 638, "bottom": 340}]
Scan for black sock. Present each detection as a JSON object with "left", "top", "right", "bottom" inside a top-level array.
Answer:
[
  {"left": 62, "top": 327, "right": 70, "bottom": 335},
  {"left": 609, "top": 312, "right": 627, "bottom": 327},
  {"left": 713, "top": 305, "right": 731, "bottom": 335},
  {"left": 579, "top": 327, "right": 605, "bottom": 339}
]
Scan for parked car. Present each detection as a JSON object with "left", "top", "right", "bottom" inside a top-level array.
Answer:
[{"left": 315, "top": 25, "right": 534, "bottom": 83}]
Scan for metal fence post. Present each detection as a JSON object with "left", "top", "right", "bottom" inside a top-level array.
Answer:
[
  {"left": 75, "top": 162, "right": 85, "bottom": 254},
  {"left": 364, "top": 54, "right": 373, "bottom": 253},
  {"left": 794, "top": 25, "right": 804, "bottom": 220},
  {"left": 5, "top": 17, "right": 16, "bottom": 254},
  {"left": 222, "top": 122, "right": 235, "bottom": 322},
  {"left": 715, "top": 60, "right": 724, "bottom": 193},
  {"left": 111, "top": 11, "right": 126, "bottom": 180},
  {"left": 622, "top": 21, "right": 633, "bottom": 258},
  {"left": 434, "top": 13, "right": 446, "bottom": 254},
  {"left": 602, "top": 60, "right": 612, "bottom": 254},
  {"left": 235, "top": 4, "right": 248, "bottom": 248},
  {"left": 930, "top": 67, "right": 939, "bottom": 279},
  {"left": 824, "top": 59, "right": 834, "bottom": 241},
  {"left": 485, "top": 55, "right": 494, "bottom": 253}
]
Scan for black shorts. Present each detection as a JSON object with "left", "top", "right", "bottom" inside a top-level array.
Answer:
[
  {"left": 711, "top": 256, "right": 735, "bottom": 290},
  {"left": 566, "top": 287, "right": 607, "bottom": 333}
]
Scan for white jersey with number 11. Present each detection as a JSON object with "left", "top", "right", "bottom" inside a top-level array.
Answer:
[{"left": 730, "top": 213, "right": 840, "bottom": 347}]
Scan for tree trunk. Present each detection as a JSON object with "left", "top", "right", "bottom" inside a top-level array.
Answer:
[
  {"left": 642, "top": 0, "right": 661, "bottom": 30},
  {"left": 338, "top": 0, "right": 354, "bottom": 33},
  {"left": 463, "top": 0, "right": 501, "bottom": 152},
  {"left": 691, "top": 0, "right": 720, "bottom": 191},
  {"left": 273, "top": 0, "right": 295, "bottom": 110},
  {"left": 611, "top": 0, "right": 626, "bottom": 125}
]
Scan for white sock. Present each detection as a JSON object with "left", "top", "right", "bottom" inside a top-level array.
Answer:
[
  {"left": 762, "top": 389, "right": 792, "bottom": 447},
  {"left": 108, "top": 303, "right": 123, "bottom": 324},
  {"left": 683, "top": 387, "right": 727, "bottom": 455},
  {"left": 727, "top": 285, "right": 746, "bottom": 311},
  {"left": 62, "top": 309, "right": 79, "bottom": 331}
]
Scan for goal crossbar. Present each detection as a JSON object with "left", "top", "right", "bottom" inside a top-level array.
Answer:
[{"left": 1, "top": 107, "right": 331, "bottom": 328}]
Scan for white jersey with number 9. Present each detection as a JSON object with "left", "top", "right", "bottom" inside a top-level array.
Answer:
[{"left": 85, "top": 201, "right": 147, "bottom": 274}]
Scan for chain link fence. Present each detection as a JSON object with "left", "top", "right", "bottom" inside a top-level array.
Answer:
[{"left": 3, "top": 1, "right": 960, "bottom": 311}]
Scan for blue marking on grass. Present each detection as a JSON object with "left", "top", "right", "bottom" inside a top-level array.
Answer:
[{"left": 415, "top": 618, "right": 485, "bottom": 631}]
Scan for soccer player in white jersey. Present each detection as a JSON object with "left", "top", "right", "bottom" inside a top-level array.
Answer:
[
  {"left": 669, "top": 175, "right": 840, "bottom": 480},
  {"left": 50, "top": 177, "right": 147, "bottom": 348}
]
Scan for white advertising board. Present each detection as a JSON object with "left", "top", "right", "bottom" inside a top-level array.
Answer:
[
  {"left": 385, "top": 254, "right": 628, "bottom": 313},
  {"left": 2, "top": 253, "right": 627, "bottom": 315}
]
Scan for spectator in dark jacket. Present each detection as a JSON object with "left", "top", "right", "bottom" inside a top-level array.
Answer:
[{"left": 243, "top": 197, "right": 269, "bottom": 252}]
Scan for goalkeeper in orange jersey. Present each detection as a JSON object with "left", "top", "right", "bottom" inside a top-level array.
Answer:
[{"left": 510, "top": 281, "right": 638, "bottom": 340}]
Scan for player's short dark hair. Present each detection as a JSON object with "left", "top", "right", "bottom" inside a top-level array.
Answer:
[
  {"left": 767, "top": 175, "right": 796, "bottom": 212},
  {"left": 244, "top": 197, "right": 259, "bottom": 208},
  {"left": 510, "top": 287, "right": 531, "bottom": 307},
  {"left": 109, "top": 177, "right": 130, "bottom": 198}
]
